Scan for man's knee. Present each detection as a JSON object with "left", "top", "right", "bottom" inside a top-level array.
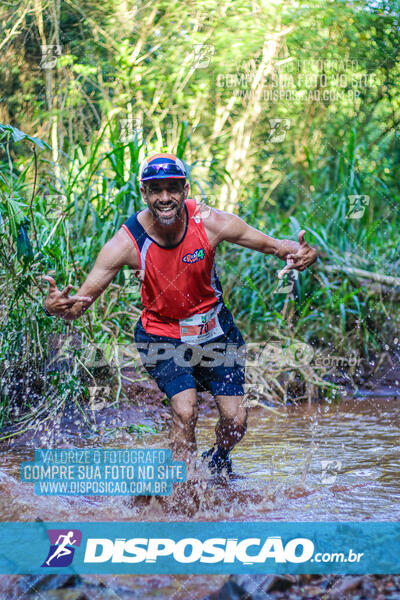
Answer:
[
  {"left": 217, "top": 398, "right": 248, "bottom": 429},
  {"left": 231, "top": 407, "right": 247, "bottom": 431},
  {"left": 171, "top": 391, "right": 198, "bottom": 427},
  {"left": 172, "top": 403, "right": 197, "bottom": 426}
]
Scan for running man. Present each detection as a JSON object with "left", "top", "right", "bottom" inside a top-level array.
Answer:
[
  {"left": 43, "top": 153, "right": 317, "bottom": 474},
  {"left": 45, "top": 531, "right": 77, "bottom": 566}
]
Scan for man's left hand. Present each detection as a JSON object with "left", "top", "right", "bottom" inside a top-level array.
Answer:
[{"left": 278, "top": 230, "right": 318, "bottom": 278}]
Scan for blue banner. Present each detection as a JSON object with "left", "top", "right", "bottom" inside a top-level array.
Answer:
[
  {"left": 0, "top": 522, "right": 399, "bottom": 574},
  {"left": 20, "top": 449, "right": 186, "bottom": 496}
]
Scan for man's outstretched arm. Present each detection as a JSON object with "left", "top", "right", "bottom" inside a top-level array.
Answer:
[
  {"left": 43, "top": 228, "right": 139, "bottom": 320},
  {"left": 206, "top": 208, "right": 318, "bottom": 272}
]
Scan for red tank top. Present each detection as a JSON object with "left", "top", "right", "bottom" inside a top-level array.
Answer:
[{"left": 122, "top": 199, "right": 224, "bottom": 338}]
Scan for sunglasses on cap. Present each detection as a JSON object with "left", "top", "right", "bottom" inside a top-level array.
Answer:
[{"left": 140, "top": 162, "right": 186, "bottom": 180}]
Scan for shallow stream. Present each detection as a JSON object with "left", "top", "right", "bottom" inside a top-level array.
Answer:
[{"left": 0, "top": 396, "right": 399, "bottom": 598}]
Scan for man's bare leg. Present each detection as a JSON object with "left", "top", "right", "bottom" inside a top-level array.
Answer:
[
  {"left": 201, "top": 395, "right": 248, "bottom": 474},
  {"left": 169, "top": 388, "right": 198, "bottom": 459},
  {"left": 214, "top": 395, "right": 248, "bottom": 451}
]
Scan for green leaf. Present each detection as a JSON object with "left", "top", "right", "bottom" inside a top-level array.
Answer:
[
  {"left": 339, "top": 303, "right": 347, "bottom": 333},
  {"left": 0, "top": 123, "right": 51, "bottom": 150},
  {"left": 16, "top": 224, "right": 34, "bottom": 264},
  {"left": 4, "top": 197, "right": 27, "bottom": 239},
  {"left": 11, "top": 127, "right": 26, "bottom": 143}
]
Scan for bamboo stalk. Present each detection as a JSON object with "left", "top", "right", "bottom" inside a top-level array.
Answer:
[{"left": 318, "top": 264, "right": 400, "bottom": 287}]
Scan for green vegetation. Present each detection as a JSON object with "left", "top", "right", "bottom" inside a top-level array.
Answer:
[{"left": 1, "top": 0, "right": 399, "bottom": 436}]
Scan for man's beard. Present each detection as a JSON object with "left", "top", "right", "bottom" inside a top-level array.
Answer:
[{"left": 148, "top": 195, "right": 185, "bottom": 225}]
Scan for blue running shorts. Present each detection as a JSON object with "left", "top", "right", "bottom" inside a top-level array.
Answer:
[{"left": 133, "top": 304, "right": 245, "bottom": 399}]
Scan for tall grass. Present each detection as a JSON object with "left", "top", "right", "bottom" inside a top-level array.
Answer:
[
  {"left": 217, "top": 126, "right": 400, "bottom": 364},
  {"left": 0, "top": 122, "right": 147, "bottom": 438}
]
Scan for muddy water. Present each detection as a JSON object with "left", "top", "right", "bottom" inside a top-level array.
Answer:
[
  {"left": 197, "top": 396, "right": 400, "bottom": 521},
  {"left": 0, "top": 396, "right": 399, "bottom": 597}
]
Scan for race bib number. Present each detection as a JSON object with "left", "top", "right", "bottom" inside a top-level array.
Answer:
[{"left": 179, "top": 304, "right": 224, "bottom": 345}]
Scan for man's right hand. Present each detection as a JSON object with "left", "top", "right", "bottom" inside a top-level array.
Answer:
[{"left": 43, "top": 275, "right": 93, "bottom": 320}]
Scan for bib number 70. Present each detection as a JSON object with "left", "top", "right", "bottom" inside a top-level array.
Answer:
[{"left": 199, "top": 322, "right": 209, "bottom": 334}]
